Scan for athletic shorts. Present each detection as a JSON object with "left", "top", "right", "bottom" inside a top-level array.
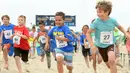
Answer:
[
  {"left": 55, "top": 48, "right": 73, "bottom": 67},
  {"left": 82, "top": 45, "right": 91, "bottom": 57},
  {"left": 97, "top": 45, "right": 114, "bottom": 62},
  {"left": 40, "top": 44, "right": 46, "bottom": 55},
  {"left": 2, "top": 43, "right": 11, "bottom": 50},
  {"left": 14, "top": 48, "right": 29, "bottom": 62}
]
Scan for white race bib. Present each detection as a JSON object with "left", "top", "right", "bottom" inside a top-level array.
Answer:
[
  {"left": 85, "top": 42, "right": 90, "bottom": 48},
  {"left": 100, "top": 31, "right": 113, "bottom": 44},
  {"left": 13, "top": 36, "right": 21, "bottom": 45},
  {"left": 4, "top": 30, "right": 12, "bottom": 39},
  {"left": 40, "top": 36, "right": 46, "bottom": 44},
  {"left": 56, "top": 35, "right": 68, "bottom": 48}
]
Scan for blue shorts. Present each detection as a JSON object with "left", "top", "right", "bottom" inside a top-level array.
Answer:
[{"left": 55, "top": 49, "right": 73, "bottom": 66}]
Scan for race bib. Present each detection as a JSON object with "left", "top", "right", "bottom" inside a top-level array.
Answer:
[
  {"left": 100, "top": 31, "right": 113, "bottom": 44},
  {"left": 13, "top": 36, "right": 21, "bottom": 45},
  {"left": 56, "top": 35, "right": 68, "bottom": 48},
  {"left": 40, "top": 36, "right": 46, "bottom": 44},
  {"left": 85, "top": 42, "right": 90, "bottom": 48},
  {"left": 4, "top": 30, "right": 12, "bottom": 39}
]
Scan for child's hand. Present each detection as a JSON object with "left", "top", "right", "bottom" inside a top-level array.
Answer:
[
  {"left": 84, "top": 44, "right": 89, "bottom": 48},
  {"left": 44, "top": 43, "right": 49, "bottom": 51},
  {"left": 15, "top": 33, "right": 22, "bottom": 37},
  {"left": 91, "top": 45, "right": 98, "bottom": 55},
  {"left": 56, "top": 36, "right": 61, "bottom": 40}
]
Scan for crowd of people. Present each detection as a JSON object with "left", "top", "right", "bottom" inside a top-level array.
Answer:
[{"left": 0, "top": 1, "right": 130, "bottom": 73}]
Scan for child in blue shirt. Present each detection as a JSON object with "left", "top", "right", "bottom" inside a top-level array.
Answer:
[
  {"left": 0, "top": 15, "right": 15, "bottom": 69},
  {"left": 46, "top": 12, "right": 74, "bottom": 73}
]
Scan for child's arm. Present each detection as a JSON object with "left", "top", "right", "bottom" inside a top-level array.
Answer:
[
  {"left": 71, "top": 31, "right": 78, "bottom": 39},
  {"left": 56, "top": 27, "right": 74, "bottom": 42},
  {"left": 56, "top": 36, "right": 69, "bottom": 42},
  {"left": 86, "top": 28, "right": 95, "bottom": 48},
  {"left": 19, "top": 27, "right": 29, "bottom": 40},
  {"left": 20, "top": 34, "right": 28, "bottom": 40},
  {"left": 33, "top": 35, "right": 39, "bottom": 47},
  {"left": 45, "top": 36, "right": 50, "bottom": 51},
  {"left": 117, "top": 25, "right": 130, "bottom": 39}
]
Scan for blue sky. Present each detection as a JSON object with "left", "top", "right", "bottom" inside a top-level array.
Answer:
[{"left": 0, "top": 0, "right": 130, "bottom": 32}]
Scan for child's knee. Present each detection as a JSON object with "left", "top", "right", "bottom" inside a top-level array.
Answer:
[
  {"left": 3, "top": 46, "right": 8, "bottom": 51},
  {"left": 15, "top": 56, "right": 20, "bottom": 60},
  {"left": 56, "top": 56, "right": 64, "bottom": 64},
  {"left": 108, "top": 59, "right": 116, "bottom": 65},
  {"left": 67, "top": 66, "right": 73, "bottom": 71}
]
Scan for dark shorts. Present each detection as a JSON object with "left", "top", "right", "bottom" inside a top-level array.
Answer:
[
  {"left": 14, "top": 48, "right": 29, "bottom": 62},
  {"left": 97, "top": 45, "right": 114, "bottom": 62},
  {"left": 82, "top": 45, "right": 91, "bottom": 57},
  {"left": 73, "top": 44, "right": 77, "bottom": 52}
]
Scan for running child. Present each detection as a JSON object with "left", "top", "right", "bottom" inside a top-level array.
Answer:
[
  {"left": 12, "top": 15, "right": 30, "bottom": 73},
  {"left": 28, "top": 26, "right": 38, "bottom": 59},
  {"left": 86, "top": 1, "right": 130, "bottom": 73},
  {"left": 80, "top": 25, "right": 92, "bottom": 68},
  {"left": 71, "top": 29, "right": 79, "bottom": 53},
  {"left": 45, "top": 11, "right": 74, "bottom": 73},
  {"left": 33, "top": 20, "right": 51, "bottom": 69},
  {"left": 0, "top": 15, "right": 15, "bottom": 69}
]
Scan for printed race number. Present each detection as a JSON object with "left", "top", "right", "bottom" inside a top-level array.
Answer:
[{"left": 100, "top": 31, "right": 113, "bottom": 44}]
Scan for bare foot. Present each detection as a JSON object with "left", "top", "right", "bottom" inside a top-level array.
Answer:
[
  {"left": 4, "top": 64, "right": 9, "bottom": 70},
  {"left": 40, "top": 58, "right": 44, "bottom": 62}
]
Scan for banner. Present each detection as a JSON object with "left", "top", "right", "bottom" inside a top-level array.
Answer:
[{"left": 36, "top": 15, "right": 76, "bottom": 26}]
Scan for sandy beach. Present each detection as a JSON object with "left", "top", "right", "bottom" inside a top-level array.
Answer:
[{"left": 0, "top": 45, "right": 130, "bottom": 73}]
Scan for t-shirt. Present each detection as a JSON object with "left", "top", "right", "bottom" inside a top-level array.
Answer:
[
  {"left": 38, "top": 29, "right": 48, "bottom": 45},
  {"left": 80, "top": 33, "right": 90, "bottom": 47},
  {"left": 0, "top": 23, "right": 15, "bottom": 45},
  {"left": 13, "top": 26, "right": 30, "bottom": 50},
  {"left": 48, "top": 25, "right": 74, "bottom": 52},
  {"left": 80, "top": 34, "right": 86, "bottom": 45},
  {"left": 90, "top": 18, "right": 119, "bottom": 48}
]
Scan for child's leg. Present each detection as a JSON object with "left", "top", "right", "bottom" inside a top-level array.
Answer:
[
  {"left": 66, "top": 66, "right": 73, "bottom": 73},
  {"left": 81, "top": 45, "right": 90, "bottom": 67},
  {"left": 64, "top": 52, "right": 73, "bottom": 73},
  {"left": 21, "top": 49, "right": 29, "bottom": 72},
  {"left": 55, "top": 49, "right": 64, "bottom": 73},
  {"left": 97, "top": 52, "right": 102, "bottom": 64},
  {"left": 45, "top": 51, "right": 51, "bottom": 69},
  {"left": 107, "top": 45, "right": 117, "bottom": 73},
  {"left": 92, "top": 52, "right": 97, "bottom": 73},
  {"left": 56, "top": 54, "right": 64, "bottom": 73},
  {"left": 3, "top": 44, "right": 10, "bottom": 69},
  {"left": 14, "top": 48, "right": 22, "bottom": 73},
  {"left": 40, "top": 46, "right": 45, "bottom": 62},
  {"left": 84, "top": 56, "right": 90, "bottom": 68}
]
